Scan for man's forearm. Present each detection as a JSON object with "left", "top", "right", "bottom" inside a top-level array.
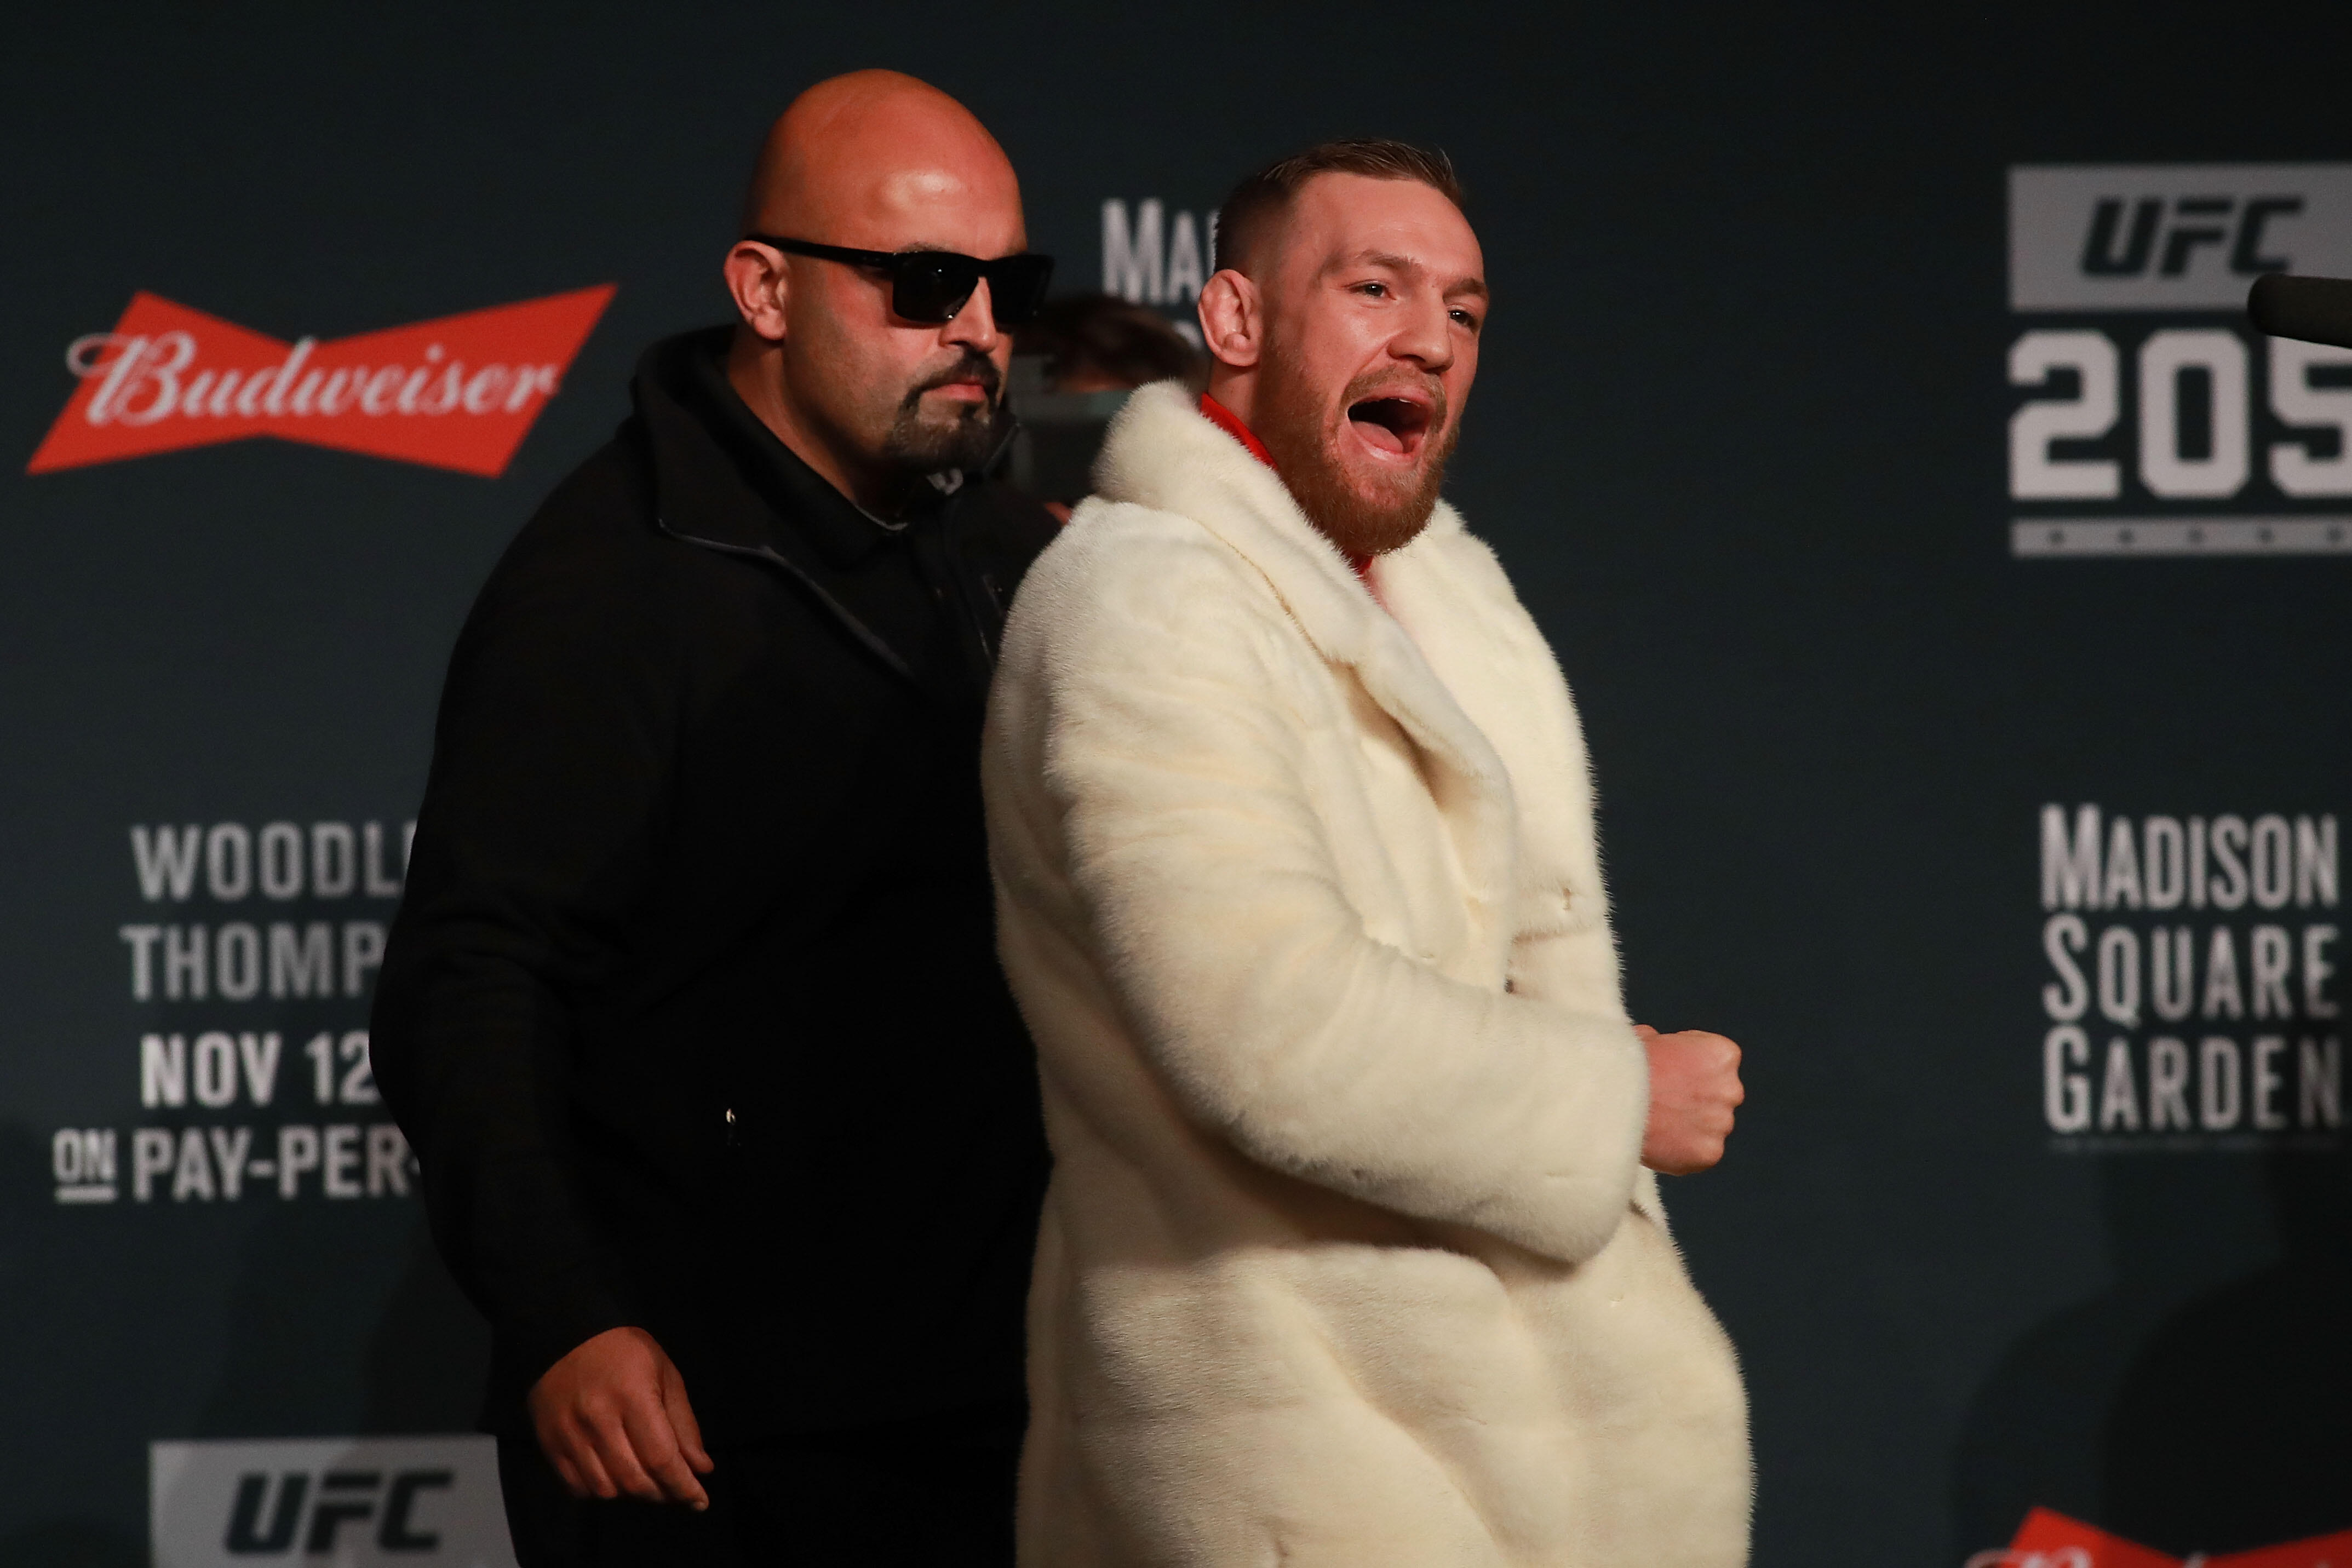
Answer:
[{"left": 372, "top": 942, "right": 640, "bottom": 1385}]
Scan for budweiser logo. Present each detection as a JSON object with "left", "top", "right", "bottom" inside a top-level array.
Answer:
[
  {"left": 1970, "top": 1507, "right": 2352, "bottom": 1568},
  {"left": 28, "top": 285, "right": 615, "bottom": 478}
]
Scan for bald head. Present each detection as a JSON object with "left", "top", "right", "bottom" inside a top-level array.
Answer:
[
  {"left": 721, "top": 72, "right": 1031, "bottom": 513},
  {"left": 739, "top": 70, "right": 1021, "bottom": 246}
]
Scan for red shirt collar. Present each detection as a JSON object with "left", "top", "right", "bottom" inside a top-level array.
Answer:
[
  {"left": 1198, "top": 392, "right": 1276, "bottom": 469},
  {"left": 1197, "top": 393, "right": 1378, "bottom": 587}
]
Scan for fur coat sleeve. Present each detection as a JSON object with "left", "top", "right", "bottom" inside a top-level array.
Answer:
[{"left": 997, "top": 507, "right": 1648, "bottom": 1265}]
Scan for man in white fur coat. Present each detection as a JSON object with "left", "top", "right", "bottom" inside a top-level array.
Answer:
[{"left": 981, "top": 139, "right": 1752, "bottom": 1567}]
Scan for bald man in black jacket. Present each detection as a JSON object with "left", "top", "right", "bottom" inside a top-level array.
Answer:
[{"left": 370, "top": 72, "right": 1057, "bottom": 1567}]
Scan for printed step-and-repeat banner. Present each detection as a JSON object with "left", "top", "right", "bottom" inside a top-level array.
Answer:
[{"left": 1, "top": 5, "right": 2344, "bottom": 1566}]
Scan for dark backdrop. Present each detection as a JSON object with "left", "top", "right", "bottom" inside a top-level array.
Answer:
[{"left": 3, "top": 4, "right": 2347, "bottom": 1564}]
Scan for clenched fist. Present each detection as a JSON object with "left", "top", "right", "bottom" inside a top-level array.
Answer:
[
  {"left": 529, "top": 1326, "right": 714, "bottom": 1509},
  {"left": 1637, "top": 1026, "right": 1744, "bottom": 1175}
]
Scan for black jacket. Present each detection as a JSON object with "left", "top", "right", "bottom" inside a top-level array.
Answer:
[{"left": 371, "top": 328, "right": 1058, "bottom": 1443}]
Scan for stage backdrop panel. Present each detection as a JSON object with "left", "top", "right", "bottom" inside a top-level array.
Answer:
[{"left": 2, "top": 4, "right": 2346, "bottom": 1565}]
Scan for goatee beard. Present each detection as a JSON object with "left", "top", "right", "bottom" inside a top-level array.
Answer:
[
  {"left": 881, "top": 350, "right": 1008, "bottom": 475},
  {"left": 1254, "top": 359, "right": 1456, "bottom": 559}
]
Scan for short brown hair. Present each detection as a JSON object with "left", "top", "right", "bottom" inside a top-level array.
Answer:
[{"left": 1214, "top": 139, "right": 1467, "bottom": 277}]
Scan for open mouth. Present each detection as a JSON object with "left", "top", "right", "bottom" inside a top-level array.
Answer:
[{"left": 1346, "top": 393, "right": 1433, "bottom": 458}]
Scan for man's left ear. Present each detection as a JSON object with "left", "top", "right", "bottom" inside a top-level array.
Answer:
[{"left": 1196, "top": 269, "right": 1263, "bottom": 370}]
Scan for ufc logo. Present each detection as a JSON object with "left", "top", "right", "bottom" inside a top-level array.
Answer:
[
  {"left": 2010, "top": 164, "right": 2352, "bottom": 313},
  {"left": 2080, "top": 194, "right": 2304, "bottom": 279},
  {"left": 224, "top": 1468, "right": 450, "bottom": 1555}
]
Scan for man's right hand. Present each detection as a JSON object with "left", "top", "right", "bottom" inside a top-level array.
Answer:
[
  {"left": 528, "top": 1326, "right": 714, "bottom": 1509},
  {"left": 1637, "top": 1025, "right": 1745, "bottom": 1175}
]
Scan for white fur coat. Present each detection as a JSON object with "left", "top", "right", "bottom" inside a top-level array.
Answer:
[{"left": 982, "top": 382, "right": 1751, "bottom": 1567}]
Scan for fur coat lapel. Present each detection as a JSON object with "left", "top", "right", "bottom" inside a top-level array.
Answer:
[{"left": 1092, "top": 380, "right": 1522, "bottom": 923}]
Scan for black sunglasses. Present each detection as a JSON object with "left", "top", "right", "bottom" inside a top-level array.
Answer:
[{"left": 744, "top": 234, "right": 1054, "bottom": 326}]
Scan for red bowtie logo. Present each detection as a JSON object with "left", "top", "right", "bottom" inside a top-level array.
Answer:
[
  {"left": 1974, "top": 1507, "right": 2352, "bottom": 1567},
  {"left": 27, "top": 285, "right": 616, "bottom": 478}
]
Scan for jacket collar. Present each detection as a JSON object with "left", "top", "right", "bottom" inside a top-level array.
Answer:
[
  {"left": 631, "top": 326, "right": 915, "bottom": 570},
  {"left": 624, "top": 328, "right": 942, "bottom": 684},
  {"left": 1092, "top": 380, "right": 1519, "bottom": 910}
]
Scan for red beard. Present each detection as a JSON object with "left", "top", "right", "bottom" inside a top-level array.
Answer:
[{"left": 1252, "top": 355, "right": 1458, "bottom": 558}]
